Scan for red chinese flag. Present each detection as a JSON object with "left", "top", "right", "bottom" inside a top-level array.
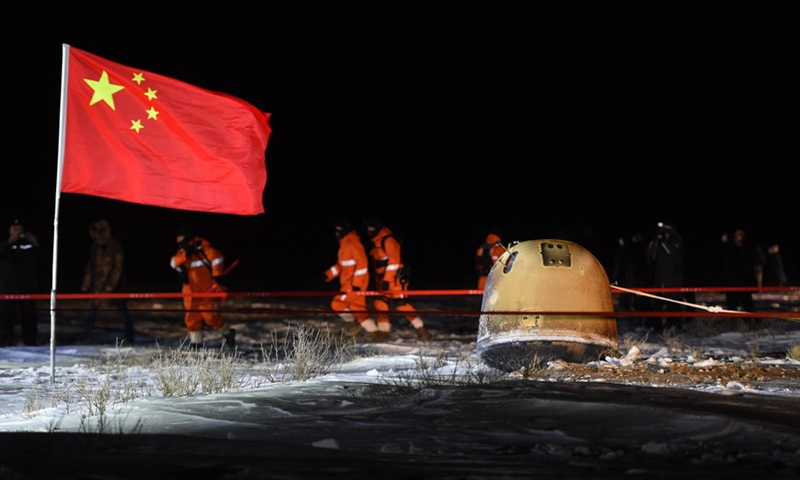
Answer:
[{"left": 62, "top": 46, "right": 271, "bottom": 215}]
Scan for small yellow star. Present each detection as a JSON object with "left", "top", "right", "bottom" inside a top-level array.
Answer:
[
  {"left": 146, "top": 107, "right": 160, "bottom": 120},
  {"left": 132, "top": 72, "right": 145, "bottom": 85},
  {"left": 144, "top": 88, "right": 158, "bottom": 101},
  {"left": 84, "top": 70, "right": 125, "bottom": 109},
  {"left": 130, "top": 119, "right": 144, "bottom": 133}
]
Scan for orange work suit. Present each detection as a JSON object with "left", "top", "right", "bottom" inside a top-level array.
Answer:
[
  {"left": 170, "top": 237, "right": 227, "bottom": 333},
  {"left": 368, "top": 226, "right": 418, "bottom": 327},
  {"left": 324, "top": 230, "right": 371, "bottom": 322},
  {"left": 476, "top": 233, "right": 504, "bottom": 290}
]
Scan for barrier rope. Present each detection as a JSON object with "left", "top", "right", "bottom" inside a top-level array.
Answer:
[
  {"left": 4, "top": 285, "right": 797, "bottom": 322},
  {"left": 2, "top": 285, "right": 797, "bottom": 301},
  {"left": 610, "top": 284, "right": 799, "bottom": 323},
  {"left": 611, "top": 284, "right": 737, "bottom": 314}
]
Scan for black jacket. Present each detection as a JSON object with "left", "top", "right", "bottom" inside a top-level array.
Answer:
[{"left": 0, "top": 236, "right": 40, "bottom": 294}]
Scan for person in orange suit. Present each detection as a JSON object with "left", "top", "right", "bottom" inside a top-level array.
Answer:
[
  {"left": 475, "top": 232, "right": 504, "bottom": 290},
  {"left": 324, "top": 220, "right": 378, "bottom": 339},
  {"left": 170, "top": 226, "right": 234, "bottom": 349},
  {"left": 364, "top": 219, "right": 431, "bottom": 342}
]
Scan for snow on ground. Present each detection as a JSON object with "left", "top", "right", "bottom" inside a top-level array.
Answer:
[{"left": 0, "top": 295, "right": 799, "bottom": 479}]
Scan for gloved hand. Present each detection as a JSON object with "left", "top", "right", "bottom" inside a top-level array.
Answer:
[
  {"left": 205, "top": 277, "right": 228, "bottom": 301},
  {"left": 380, "top": 281, "right": 389, "bottom": 291},
  {"left": 211, "top": 276, "right": 227, "bottom": 293},
  {"left": 176, "top": 267, "right": 189, "bottom": 284}
]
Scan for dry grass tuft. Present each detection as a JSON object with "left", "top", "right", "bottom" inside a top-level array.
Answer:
[
  {"left": 787, "top": 344, "right": 800, "bottom": 361},
  {"left": 257, "top": 323, "right": 349, "bottom": 382}
]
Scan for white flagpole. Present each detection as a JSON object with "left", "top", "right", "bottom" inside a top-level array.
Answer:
[{"left": 50, "top": 44, "right": 70, "bottom": 382}]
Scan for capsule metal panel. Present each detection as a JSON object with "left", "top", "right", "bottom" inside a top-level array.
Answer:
[{"left": 477, "top": 239, "right": 618, "bottom": 372}]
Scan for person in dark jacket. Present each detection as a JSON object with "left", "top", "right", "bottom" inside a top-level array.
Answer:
[
  {"left": 720, "top": 229, "right": 764, "bottom": 313},
  {"left": 0, "top": 218, "right": 40, "bottom": 346},
  {"left": 80, "top": 219, "right": 134, "bottom": 345},
  {"left": 610, "top": 231, "right": 649, "bottom": 326},
  {"left": 763, "top": 243, "right": 788, "bottom": 287},
  {"left": 645, "top": 222, "right": 686, "bottom": 330}
]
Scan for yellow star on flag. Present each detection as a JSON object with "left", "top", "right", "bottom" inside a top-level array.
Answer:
[
  {"left": 130, "top": 119, "right": 144, "bottom": 133},
  {"left": 84, "top": 70, "right": 125, "bottom": 110}
]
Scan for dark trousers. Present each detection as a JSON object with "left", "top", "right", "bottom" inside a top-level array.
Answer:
[
  {"left": 85, "top": 300, "right": 135, "bottom": 344},
  {"left": 0, "top": 299, "right": 39, "bottom": 346}
]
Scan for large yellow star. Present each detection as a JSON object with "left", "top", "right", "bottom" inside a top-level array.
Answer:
[{"left": 84, "top": 71, "right": 125, "bottom": 110}]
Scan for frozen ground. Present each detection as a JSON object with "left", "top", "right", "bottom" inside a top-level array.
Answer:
[{"left": 0, "top": 293, "right": 799, "bottom": 479}]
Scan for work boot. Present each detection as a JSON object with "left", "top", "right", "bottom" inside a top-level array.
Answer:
[
  {"left": 222, "top": 328, "right": 236, "bottom": 349},
  {"left": 187, "top": 331, "right": 203, "bottom": 350},
  {"left": 343, "top": 321, "right": 362, "bottom": 338},
  {"left": 369, "top": 331, "right": 389, "bottom": 343},
  {"left": 415, "top": 326, "right": 432, "bottom": 342}
]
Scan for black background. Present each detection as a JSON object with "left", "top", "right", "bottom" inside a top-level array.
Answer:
[{"left": 4, "top": 4, "right": 797, "bottom": 293}]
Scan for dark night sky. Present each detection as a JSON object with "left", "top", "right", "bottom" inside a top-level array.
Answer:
[{"left": 5, "top": 4, "right": 797, "bottom": 293}]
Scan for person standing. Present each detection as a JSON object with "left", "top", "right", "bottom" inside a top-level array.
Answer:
[
  {"left": 720, "top": 229, "right": 764, "bottom": 312},
  {"left": 645, "top": 222, "right": 686, "bottom": 330},
  {"left": 80, "top": 219, "right": 135, "bottom": 345},
  {"left": 609, "top": 231, "right": 649, "bottom": 326},
  {"left": 475, "top": 232, "right": 504, "bottom": 290},
  {"left": 365, "top": 219, "right": 431, "bottom": 342},
  {"left": 170, "top": 226, "right": 234, "bottom": 349},
  {"left": 0, "top": 218, "right": 40, "bottom": 346},
  {"left": 323, "top": 220, "right": 378, "bottom": 339},
  {"left": 763, "top": 243, "right": 788, "bottom": 287}
]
